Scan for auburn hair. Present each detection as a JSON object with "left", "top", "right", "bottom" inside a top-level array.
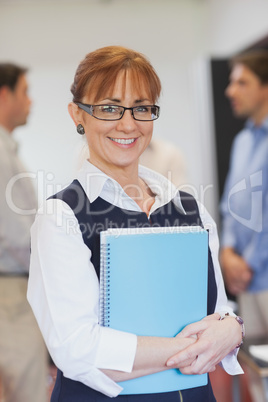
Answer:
[{"left": 70, "top": 46, "right": 161, "bottom": 103}]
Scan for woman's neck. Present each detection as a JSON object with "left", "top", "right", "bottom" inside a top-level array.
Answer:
[{"left": 89, "top": 159, "right": 155, "bottom": 215}]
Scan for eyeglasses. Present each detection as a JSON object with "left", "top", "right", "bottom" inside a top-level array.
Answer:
[{"left": 75, "top": 102, "right": 160, "bottom": 121}]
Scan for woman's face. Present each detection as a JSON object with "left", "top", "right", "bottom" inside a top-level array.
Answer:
[{"left": 79, "top": 71, "right": 154, "bottom": 175}]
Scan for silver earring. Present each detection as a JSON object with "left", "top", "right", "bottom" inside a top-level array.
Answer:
[{"left": 77, "top": 124, "right": 85, "bottom": 135}]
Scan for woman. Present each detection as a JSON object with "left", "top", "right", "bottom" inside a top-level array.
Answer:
[{"left": 27, "top": 46, "right": 243, "bottom": 401}]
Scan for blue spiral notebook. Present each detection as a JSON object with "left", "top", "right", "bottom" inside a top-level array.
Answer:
[{"left": 99, "top": 226, "right": 208, "bottom": 394}]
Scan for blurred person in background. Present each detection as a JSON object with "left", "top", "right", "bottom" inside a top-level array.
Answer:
[
  {"left": 0, "top": 63, "right": 48, "bottom": 402},
  {"left": 220, "top": 50, "right": 268, "bottom": 339},
  {"left": 139, "top": 137, "right": 188, "bottom": 188}
]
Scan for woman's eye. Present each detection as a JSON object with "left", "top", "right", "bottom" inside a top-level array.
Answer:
[
  {"left": 101, "top": 106, "right": 118, "bottom": 113},
  {"left": 135, "top": 106, "right": 149, "bottom": 113}
]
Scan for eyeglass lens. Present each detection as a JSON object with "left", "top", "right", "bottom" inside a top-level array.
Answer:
[{"left": 93, "top": 105, "right": 159, "bottom": 121}]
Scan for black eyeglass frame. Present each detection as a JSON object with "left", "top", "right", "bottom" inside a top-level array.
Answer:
[{"left": 75, "top": 102, "right": 160, "bottom": 121}]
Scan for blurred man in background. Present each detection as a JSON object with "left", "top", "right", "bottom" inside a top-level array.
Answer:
[
  {"left": 0, "top": 63, "right": 47, "bottom": 402},
  {"left": 220, "top": 50, "right": 268, "bottom": 338}
]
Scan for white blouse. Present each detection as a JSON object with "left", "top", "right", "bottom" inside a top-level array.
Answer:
[{"left": 27, "top": 160, "right": 243, "bottom": 398}]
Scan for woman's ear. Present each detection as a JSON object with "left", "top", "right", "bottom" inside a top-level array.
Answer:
[{"left": 68, "top": 102, "right": 82, "bottom": 126}]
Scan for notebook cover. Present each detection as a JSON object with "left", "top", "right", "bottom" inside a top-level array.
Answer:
[{"left": 100, "top": 226, "right": 208, "bottom": 394}]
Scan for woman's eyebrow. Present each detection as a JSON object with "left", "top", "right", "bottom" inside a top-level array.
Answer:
[
  {"left": 134, "top": 99, "right": 151, "bottom": 104},
  {"left": 103, "top": 98, "right": 121, "bottom": 103},
  {"left": 102, "top": 98, "right": 151, "bottom": 104}
]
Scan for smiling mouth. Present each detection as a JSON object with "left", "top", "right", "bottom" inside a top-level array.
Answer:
[{"left": 109, "top": 138, "right": 136, "bottom": 145}]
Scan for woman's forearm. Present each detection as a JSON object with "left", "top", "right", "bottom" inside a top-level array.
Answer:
[{"left": 101, "top": 335, "right": 196, "bottom": 382}]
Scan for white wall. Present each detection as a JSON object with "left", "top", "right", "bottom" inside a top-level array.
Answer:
[
  {"left": 207, "top": 0, "right": 268, "bottom": 56},
  {"left": 0, "top": 0, "right": 268, "bottom": 219}
]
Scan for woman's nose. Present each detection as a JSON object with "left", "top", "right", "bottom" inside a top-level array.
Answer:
[{"left": 116, "top": 109, "right": 137, "bottom": 133}]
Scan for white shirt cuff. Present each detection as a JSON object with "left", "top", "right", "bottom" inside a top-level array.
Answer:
[
  {"left": 220, "top": 348, "right": 244, "bottom": 375},
  {"left": 95, "top": 326, "right": 137, "bottom": 372},
  {"left": 79, "top": 368, "right": 124, "bottom": 397}
]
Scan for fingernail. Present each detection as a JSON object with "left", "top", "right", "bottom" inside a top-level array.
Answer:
[{"left": 166, "top": 360, "right": 175, "bottom": 367}]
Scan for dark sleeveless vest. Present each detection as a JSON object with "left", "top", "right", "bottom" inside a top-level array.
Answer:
[{"left": 50, "top": 180, "right": 217, "bottom": 402}]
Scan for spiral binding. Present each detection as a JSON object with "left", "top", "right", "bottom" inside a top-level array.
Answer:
[{"left": 99, "top": 242, "right": 111, "bottom": 327}]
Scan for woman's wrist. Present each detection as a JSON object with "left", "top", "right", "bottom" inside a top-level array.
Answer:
[{"left": 218, "top": 312, "right": 245, "bottom": 348}]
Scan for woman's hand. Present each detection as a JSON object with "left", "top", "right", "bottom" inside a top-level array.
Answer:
[{"left": 166, "top": 313, "right": 241, "bottom": 374}]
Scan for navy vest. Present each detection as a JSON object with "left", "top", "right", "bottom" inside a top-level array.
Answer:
[{"left": 50, "top": 180, "right": 217, "bottom": 402}]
